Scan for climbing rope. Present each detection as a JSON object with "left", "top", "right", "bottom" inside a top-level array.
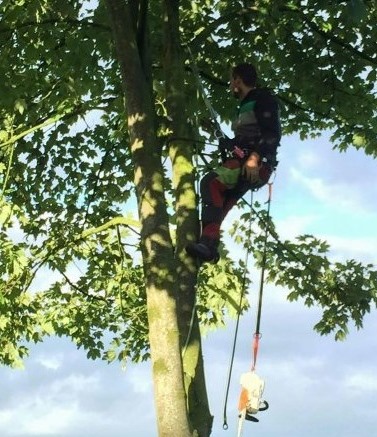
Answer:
[
  {"left": 222, "top": 182, "right": 273, "bottom": 431},
  {"left": 236, "top": 184, "right": 273, "bottom": 436},
  {"left": 222, "top": 189, "right": 254, "bottom": 430},
  {"left": 252, "top": 182, "right": 273, "bottom": 370},
  {"left": 184, "top": 43, "right": 226, "bottom": 140}
]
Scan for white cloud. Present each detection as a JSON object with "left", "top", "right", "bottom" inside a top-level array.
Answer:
[
  {"left": 128, "top": 366, "right": 153, "bottom": 394},
  {"left": 0, "top": 395, "right": 77, "bottom": 436},
  {"left": 35, "top": 354, "right": 62, "bottom": 371},
  {"left": 290, "top": 167, "right": 364, "bottom": 212},
  {"left": 323, "top": 234, "right": 377, "bottom": 264},
  {"left": 344, "top": 372, "right": 377, "bottom": 393},
  {"left": 0, "top": 410, "right": 12, "bottom": 426},
  {"left": 280, "top": 134, "right": 377, "bottom": 218},
  {"left": 296, "top": 147, "right": 322, "bottom": 170},
  {"left": 49, "top": 373, "right": 100, "bottom": 397},
  {"left": 263, "top": 356, "right": 326, "bottom": 393},
  {"left": 18, "top": 405, "right": 77, "bottom": 436},
  {"left": 275, "top": 213, "right": 320, "bottom": 239}
]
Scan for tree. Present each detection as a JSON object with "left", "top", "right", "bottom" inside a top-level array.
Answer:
[{"left": 0, "top": 0, "right": 376, "bottom": 436}]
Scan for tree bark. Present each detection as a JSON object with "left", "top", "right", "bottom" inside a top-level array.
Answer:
[
  {"left": 163, "top": 0, "right": 213, "bottom": 435},
  {"left": 105, "top": 1, "right": 192, "bottom": 435}
]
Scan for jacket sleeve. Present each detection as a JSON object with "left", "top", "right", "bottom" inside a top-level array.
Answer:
[{"left": 254, "top": 92, "right": 281, "bottom": 158}]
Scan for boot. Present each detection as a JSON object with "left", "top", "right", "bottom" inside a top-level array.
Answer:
[{"left": 186, "top": 236, "right": 220, "bottom": 263}]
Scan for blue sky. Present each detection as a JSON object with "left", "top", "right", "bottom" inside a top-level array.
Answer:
[{"left": 1, "top": 133, "right": 376, "bottom": 437}]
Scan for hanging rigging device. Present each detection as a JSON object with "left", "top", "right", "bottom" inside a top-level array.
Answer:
[{"left": 222, "top": 184, "right": 273, "bottom": 435}]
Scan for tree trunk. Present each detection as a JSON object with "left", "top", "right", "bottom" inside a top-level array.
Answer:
[
  {"left": 163, "top": 0, "right": 213, "bottom": 435},
  {"left": 105, "top": 1, "right": 192, "bottom": 435}
]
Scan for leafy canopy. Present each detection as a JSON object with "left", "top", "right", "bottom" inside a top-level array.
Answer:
[{"left": 0, "top": 0, "right": 376, "bottom": 367}]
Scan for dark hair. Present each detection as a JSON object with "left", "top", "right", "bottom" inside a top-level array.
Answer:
[{"left": 232, "top": 63, "right": 257, "bottom": 87}]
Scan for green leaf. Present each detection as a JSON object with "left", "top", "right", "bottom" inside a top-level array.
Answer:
[
  {"left": 352, "top": 133, "right": 366, "bottom": 147},
  {"left": 14, "top": 99, "right": 27, "bottom": 115}
]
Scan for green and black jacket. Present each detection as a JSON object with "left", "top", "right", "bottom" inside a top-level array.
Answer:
[{"left": 231, "top": 88, "right": 281, "bottom": 160}]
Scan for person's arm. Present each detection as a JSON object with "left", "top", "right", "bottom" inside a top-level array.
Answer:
[{"left": 254, "top": 92, "right": 281, "bottom": 157}]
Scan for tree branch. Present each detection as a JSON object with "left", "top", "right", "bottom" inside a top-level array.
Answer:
[
  {"left": 79, "top": 216, "right": 140, "bottom": 241},
  {"left": 0, "top": 17, "right": 110, "bottom": 36},
  {"left": 57, "top": 268, "right": 110, "bottom": 302},
  {"left": 289, "top": 8, "right": 377, "bottom": 66},
  {"left": 0, "top": 97, "right": 117, "bottom": 151},
  {"left": 189, "top": 6, "right": 376, "bottom": 68},
  {"left": 189, "top": 7, "right": 258, "bottom": 48},
  {"left": 0, "top": 111, "right": 70, "bottom": 150}
]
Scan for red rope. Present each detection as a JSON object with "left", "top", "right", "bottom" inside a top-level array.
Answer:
[{"left": 251, "top": 333, "right": 262, "bottom": 371}]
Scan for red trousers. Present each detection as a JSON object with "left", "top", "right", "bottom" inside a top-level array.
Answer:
[{"left": 200, "top": 158, "right": 271, "bottom": 241}]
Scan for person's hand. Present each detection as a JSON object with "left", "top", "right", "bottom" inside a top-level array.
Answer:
[{"left": 242, "top": 152, "right": 261, "bottom": 184}]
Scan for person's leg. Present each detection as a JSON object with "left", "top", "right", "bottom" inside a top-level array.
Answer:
[
  {"left": 222, "top": 158, "right": 274, "bottom": 220},
  {"left": 200, "top": 171, "right": 226, "bottom": 241},
  {"left": 186, "top": 159, "right": 241, "bottom": 262},
  {"left": 222, "top": 179, "right": 251, "bottom": 221},
  {"left": 185, "top": 171, "right": 224, "bottom": 262},
  {"left": 189, "top": 159, "right": 274, "bottom": 261}
]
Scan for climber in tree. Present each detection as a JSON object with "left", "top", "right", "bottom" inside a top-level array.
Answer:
[{"left": 186, "top": 63, "right": 281, "bottom": 262}]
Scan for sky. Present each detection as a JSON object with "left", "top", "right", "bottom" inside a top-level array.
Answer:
[{"left": 1, "top": 133, "right": 377, "bottom": 437}]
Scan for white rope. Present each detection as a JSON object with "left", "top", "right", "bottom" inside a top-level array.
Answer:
[{"left": 184, "top": 43, "right": 226, "bottom": 139}]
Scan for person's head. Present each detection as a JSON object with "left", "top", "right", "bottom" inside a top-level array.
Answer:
[{"left": 230, "top": 63, "right": 257, "bottom": 99}]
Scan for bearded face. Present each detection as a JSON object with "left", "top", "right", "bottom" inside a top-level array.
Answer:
[{"left": 229, "top": 75, "right": 241, "bottom": 99}]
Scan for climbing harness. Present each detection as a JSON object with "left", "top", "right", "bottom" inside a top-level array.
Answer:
[{"left": 223, "top": 183, "right": 273, "bottom": 435}]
